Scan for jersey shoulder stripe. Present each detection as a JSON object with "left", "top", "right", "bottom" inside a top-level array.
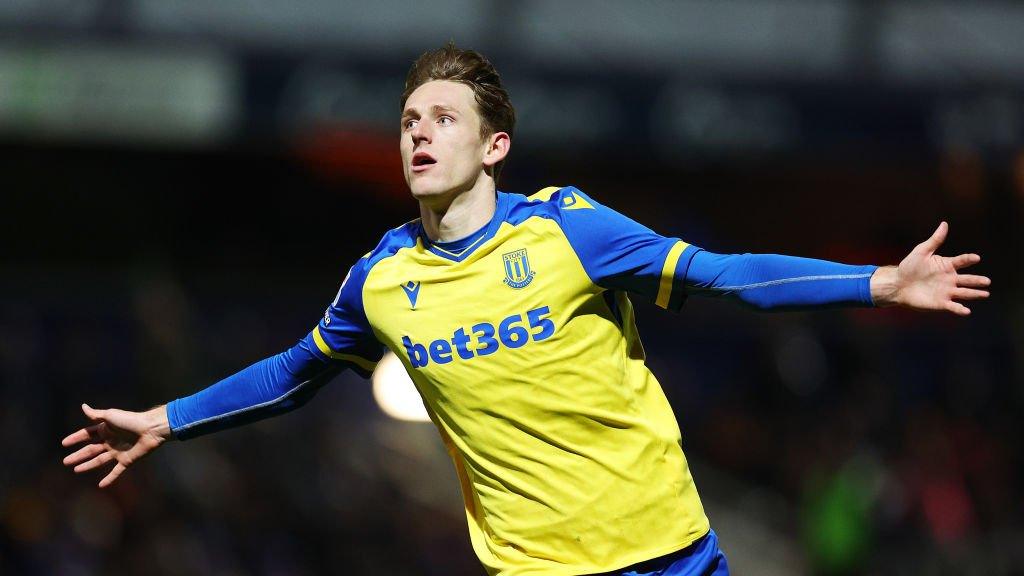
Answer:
[
  {"left": 499, "top": 185, "right": 597, "bottom": 233},
  {"left": 525, "top": 185, "right": 596, "bottom": 210}
]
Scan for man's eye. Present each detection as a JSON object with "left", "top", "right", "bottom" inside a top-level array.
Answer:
[
  {"left": 404, "top": 119, "right": 417, "bottom": 130},
  {"left": 438, "top": 116, "right": 453, "bottom": 126}
]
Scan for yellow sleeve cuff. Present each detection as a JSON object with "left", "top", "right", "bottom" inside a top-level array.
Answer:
[
  {"left": 655, "top": 241, "right": 688, "bottom": 309},
  {"left": 312, "top": 326, "right": 378, "bottom": 372}
]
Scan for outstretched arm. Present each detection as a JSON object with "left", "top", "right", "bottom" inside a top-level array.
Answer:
[
  {"left": 63, "top": 247, "right": 386, "bottom": 488},
  {"left": 869, "top": 221, "right": 989, "bottom": 315},
  {"left": 536, "top": 187, "right": 989, "bottom": 315},
  {"left": 165, "top": 340, "right": 342, "bottom": 440},
  {"left": 684, "top": 222, "right": 988, "bottom": 314},
  {"left": 61, "top": 337, "right": 341, "bottom": 488}
]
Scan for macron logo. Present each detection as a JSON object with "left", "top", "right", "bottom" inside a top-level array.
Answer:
[{"left": 401, "top": 281, "right": 421, "bottom": 309}]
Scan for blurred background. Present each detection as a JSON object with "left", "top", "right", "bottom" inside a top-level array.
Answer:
[{"left": 2, "top": 1, "right": 1023, "bottom": 574}]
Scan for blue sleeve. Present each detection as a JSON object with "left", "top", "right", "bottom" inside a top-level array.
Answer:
[
  {"left": 680, "top": 247, "right": 878, "bottom": 311},
  {"left": 553, "top": 186, "right": 690, "bottom": 309},
  {"left": 166, "top": 256, "right": 386, "bottom": 440},
  {"left": 166, "top": 337, "right": 340, "bottom": 440}
]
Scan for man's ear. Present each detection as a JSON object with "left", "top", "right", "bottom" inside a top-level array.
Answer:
[{"left": 482, "top": 131, "right": 511, "bottom": 168}]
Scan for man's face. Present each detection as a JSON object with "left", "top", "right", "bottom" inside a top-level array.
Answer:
[{"left": 400, "top": 80, "right": 490, "bottom": 202}]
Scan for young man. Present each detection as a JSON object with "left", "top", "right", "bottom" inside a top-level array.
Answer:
[{"left": 62, "top": 44, "right": 990, "bottom": 575}]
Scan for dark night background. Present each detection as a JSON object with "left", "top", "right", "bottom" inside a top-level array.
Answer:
[{"left": 2, "top": 2, "right": 1023, "bottom": 574}]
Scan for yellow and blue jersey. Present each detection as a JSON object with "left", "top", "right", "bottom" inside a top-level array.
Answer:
[
  {"left": 312, "top": 186, "right": 708, "bottom": 575},
  {"left": 168, "top": 185, "right": 877, "bottom": 575}
]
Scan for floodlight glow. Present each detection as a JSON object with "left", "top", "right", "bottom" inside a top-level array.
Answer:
[{"left": 371, "top": 351, "right": 431, "bottom": 422}]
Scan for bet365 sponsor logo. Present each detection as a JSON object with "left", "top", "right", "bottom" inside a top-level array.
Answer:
[{"left": 402, "top": 306, "right": 554, "bottom": 368}]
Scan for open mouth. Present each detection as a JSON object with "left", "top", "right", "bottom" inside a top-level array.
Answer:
[{"left": 412, "top": 152, "right": 437, "bottom": 171}]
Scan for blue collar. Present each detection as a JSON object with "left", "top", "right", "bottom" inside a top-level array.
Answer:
[{"left": 420, "top": 191, "right": 510, "bottom": 262}]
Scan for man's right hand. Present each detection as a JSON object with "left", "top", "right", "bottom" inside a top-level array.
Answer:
[{"left": 61, "top": 403, "right": 173, "bottom": 488}]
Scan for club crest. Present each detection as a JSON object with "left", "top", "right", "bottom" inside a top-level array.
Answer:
[{"left": 502, "top": 248, "right": 536, "bottom": 289}]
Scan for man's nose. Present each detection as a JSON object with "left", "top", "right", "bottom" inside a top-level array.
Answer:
[{"left": 411, "top": 120, "right": 431, "bottom": 143}]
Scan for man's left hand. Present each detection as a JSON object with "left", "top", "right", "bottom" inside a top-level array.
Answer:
[{"left": 870, "top": 221, "right": 990, "bottom": 315}]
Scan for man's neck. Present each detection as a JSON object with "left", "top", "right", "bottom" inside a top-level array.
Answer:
[{"left": 419, "top": 180, "right": 498, "bottom": 243}]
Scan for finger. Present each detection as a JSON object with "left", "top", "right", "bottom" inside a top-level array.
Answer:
[
  {"left": 74, "top": 451, "right": 114, "bottom": 473},
  {"left": 61, "top": 424, "right": 102, "bottom": 447},
  {"left": 945, "top": 301, "right": 971, "bottom": 316},
  {"left": 82, "top": 403, "right": 107, "bottom": 421},
  {"left": 915, "top": 221, "right": 948, "bottom": 255},
  {"left": 63, "top": 443, "right": 106, "bottom": 467},
  {"left": 952, "top": 288, "right": 989, "bottom": 300},
  {"left": 950, "top": 253, "right": 981, "bottom": 270},
  {"left": 99, "top": 463, "right": 127, "bottom": 489},
  {"left": 957, "top": 274, "right": 991, "bottom": 288}
]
